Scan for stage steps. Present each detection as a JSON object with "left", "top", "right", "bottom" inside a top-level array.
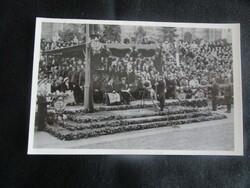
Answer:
[
  {"left": 45, "top": 106, "right": 227, "bottom": 140},
  {"left": 63, "top": 99, "right": 208, "bottom": 114},
  {"left": 66, "top": 107, "right": 201, "bottom": 124}
]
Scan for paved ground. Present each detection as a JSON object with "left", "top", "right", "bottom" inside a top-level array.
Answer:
[{"left": 33, "top": 108, "right": 234, "bottom": 151}]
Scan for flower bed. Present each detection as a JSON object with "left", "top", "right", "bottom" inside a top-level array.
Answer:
[{"left": 45, "top": 114, "right": 227, "bottom": 140}]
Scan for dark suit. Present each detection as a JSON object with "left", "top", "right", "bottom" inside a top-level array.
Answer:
[
  {"left": 60, "top": 82, "right": 73, "bottom": 92},
  {"left": 78, "top": 70, "right": 85, "bottom": 87},
  {"left": 211, "top": 82, "right": 219, "bottom": 111},
  {"left": 157, "top": 80, "right": 166, "bottom": 111},
  {"left": 71, "top": 71, "right": 80, "bottom": 85},
  {"left": 106, "top": 84, "right": 115, "bottom": 93},
  {"left": 36, "top": 95, "right": 48, "bottom": 131},
  {"left": 224, "top": 83, "right": 233, "bottom": 112},
  {"left": 72, "top": 84, "right": 83, "bottom": 104},
  {"left": 165, "top": 79, "right": 176, "bottom": 99},
  {"left": 93, "top": 80, "right": 102, "bottom": 103},
  {"left": 119, "top": 82, "right": 131, "bottom": 104}
]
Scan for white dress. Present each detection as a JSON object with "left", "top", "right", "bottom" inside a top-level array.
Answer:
[{"left": 65, "top": 90, "right": 75, "bottom": 105}]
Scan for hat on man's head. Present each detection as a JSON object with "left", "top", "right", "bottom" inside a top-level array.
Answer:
[
  {"left": 121, "top": 77, "right": 126, "bottom": 80},
  {"left": 64, "top": 77, "right": 69, "bottom": 82}
]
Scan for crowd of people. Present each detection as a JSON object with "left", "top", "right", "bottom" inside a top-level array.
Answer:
[
  {"left": 40, "top": 36, "right": 84, "bottom": 51},
  {"left": 38, "top": 38, "right": 233, "bottom": 109}
]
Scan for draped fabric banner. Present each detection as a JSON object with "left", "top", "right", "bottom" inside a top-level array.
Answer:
[
  {"left": 138, "top": 49, "right": 156, "bottom": 57},
  {"left": 109, "top": 48, "right": 131, "bottom": 57},
  {"left": 105, "top": 43, "right": 158, "bottom": 57},
  {"left": 43, "top": 43, "right": 158, "bottom": 57},
  {"left": 105, "top": 43, "right": 158, "bottom": 50}
]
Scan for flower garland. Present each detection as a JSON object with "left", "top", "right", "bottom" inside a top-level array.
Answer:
[
  {"left": 45, "top": 114, "right": 227, "bottom": 140},
  {"left": 61, "top": 111, "right": 212, "bottom": 131}
]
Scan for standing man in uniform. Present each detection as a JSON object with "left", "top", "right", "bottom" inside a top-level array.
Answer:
[
  {"left": 36, "top": 88, "right": 48, "bottom": 131},
  {"left": 223, "top": 76, "right": 233, "bottom": 113},
  {"left": 211, "top": 78, "right": 219, "bottom": 111},
  {"left": 156, "top": 75, "right": 166, "bottom": 111}
]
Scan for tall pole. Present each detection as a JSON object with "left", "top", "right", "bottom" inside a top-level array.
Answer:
[
  {"left": 176, "top": 38, "right": 180, "bottom": 67},
  {"left": 84, "top": 24, "right": 93, "bottom": 110}
]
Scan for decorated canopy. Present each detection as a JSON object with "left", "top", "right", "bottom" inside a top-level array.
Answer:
[
  {"left": 105, "top": 43, "right": 158, "bottom": 57},
  {"left": 42, "top": 44, "right": 86, "bottom": 56},
  {"left": 42, "top": 43, "right": 159, "bottom": 57}
]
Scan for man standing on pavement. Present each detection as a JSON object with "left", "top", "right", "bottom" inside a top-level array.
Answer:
[
  {"left": 211, "top": 77, "right": 219, "bottom": 111},
  {"left": 36, "top": 88, "right": 48, "bottom": 131},
  {"left": 223, "top": 76, "right": 233, "bottom": 113},
  {"left": 156, "top": 75, "right": 166, "bottom": 111}
]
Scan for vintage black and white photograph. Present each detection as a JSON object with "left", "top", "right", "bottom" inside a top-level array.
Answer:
[{"left": 28, "top": 18, "right": 242, "bottom": 155}]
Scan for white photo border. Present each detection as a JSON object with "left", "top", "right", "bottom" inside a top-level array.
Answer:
[{"left": 28, "top": 18, "right": 243, "bottom": 156}]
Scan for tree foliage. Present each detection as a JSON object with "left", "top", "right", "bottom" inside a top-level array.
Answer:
[
  {"left": 159, "top": 27, "right": 178, "bottom": 43},
  {"left": 134, "top": 26, "right": 146, "bottom": 44},
  {"left": 58, "top": 24, "right": 85, "bottom": 42},
  {"left": 102, "top": 25, "right": 121, "bottom": 42}
]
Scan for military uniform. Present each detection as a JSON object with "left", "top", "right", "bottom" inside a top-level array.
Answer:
[
  {"left": 157, "top": 80, "right": 166, "bottom": 111},
  {"left": 36, "top": 94, "right": 48, "bottom": 131},
  {"left": 211, "top": 82, "right": 219, "bottom": 111},
  {"left": 224, "top": 83, "right": 233, "bottom": 112}
]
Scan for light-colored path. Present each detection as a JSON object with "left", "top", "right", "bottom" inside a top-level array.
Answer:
[{"left": 33, "top": 109, "right": 234, "bottom": 151}]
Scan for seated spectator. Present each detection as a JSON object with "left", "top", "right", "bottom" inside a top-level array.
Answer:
[
  {"left": 39, "top": 37, "right": 233, "bottom": 105},
  {"left": 195, "top": 88, "right": 205, "bottom": 99},
  {"left": 105, "top": 78, "right": 121, "bottom": 105},
  {"left": 189, "top": 76, "right": 199, "bottom": 88},
  {"left": 119, "top": 77, "right": 131, "bottom": 104},
  {"left": 165, "top": 75, "right": 176, "bottom": 99},
  {"left": 177, "top": 88, "right": 186, "bottom": 100},
  {"left": 179, "top": 77, "right": 189, "bottom": 87}
]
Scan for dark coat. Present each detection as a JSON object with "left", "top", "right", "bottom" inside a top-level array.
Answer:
[
  {"left": 101, "top": 80, "right": 109, "bottom": 92},
  {"left": 106, "top": 84, "right": 115, "bottom": 93},
  {"left": 60, "top": 82, "right": 73, "bottom": 93},
  {"left": 119, "top": 82, "right": 128, "bottom": 91},
  {"left": 157, "top": 80, "right": 166, "bottom": 97},
  {"left": 211, "top": 82, "right": 219, "bottom": 96},
  {"left": 113, "top": 80, "right": 121, "bottom": 91},
  {"left": 224, "top": 84, "right": 233, "bottom": 97},
  {"left": 37, "top": 95, "right": 48, "bottom": 115},
  {"left": 157, "top": 80, "right": 166, "bottom": 110},
  {"left": 93, "top": 80, "right": 102, "bottom": 91},
  {"left": 72, "top": 84, "right": 83, "bottom": 103},
  {"left": 78, "top": 70, "right": 85, "bottom": 87},
  {"left": 165, "top": 79, "right": 175, "bottom": 90},
  {"left": 36, "top": 95, "right": 48, "bottom": 131},
  {"left": 70, "top": 71, "right": 80, "bottom": 85},
  {"left": 67, "top": 70, "right": 74, "bottom": 81}
]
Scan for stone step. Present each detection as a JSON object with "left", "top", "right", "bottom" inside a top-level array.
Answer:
[
  {"left": 45, "top": 114, "right": 227, "bottom": 140},
  {"left": 60, "top": 111, "right": 213, "bottom": 131},
  {"left": 66, "top": 107, "right": 202, "bottom": 123}
]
